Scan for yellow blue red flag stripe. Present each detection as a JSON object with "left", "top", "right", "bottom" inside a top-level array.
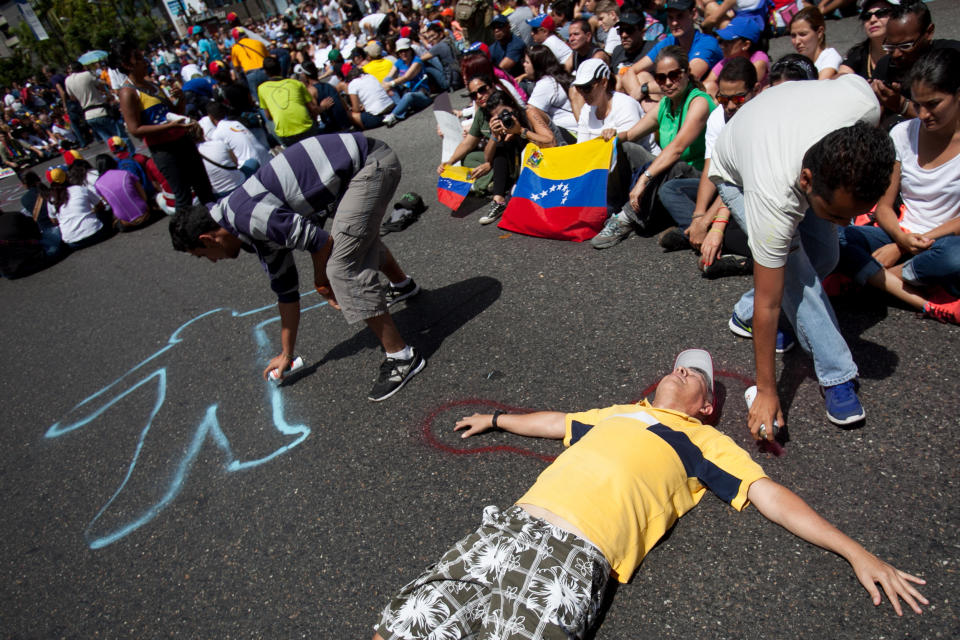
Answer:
[{"left": 437, "top": 165, "right": 474, "bottom": 210}]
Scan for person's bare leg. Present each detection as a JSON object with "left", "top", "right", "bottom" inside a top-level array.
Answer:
[
  {"left": 866, "top": 265, "right": 928, "bottom": 310},
  {"left": 365, "top": 312, "right": 406, "bottom": 353},
  {"left": 372, "top": 634, "right": 385, "bottom": 640},
  {"left": 380, "top": 246, "right": 407, "bottom": 284}
]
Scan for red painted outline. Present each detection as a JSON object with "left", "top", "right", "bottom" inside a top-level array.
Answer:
[{"left": 420, "top": 370, "right": 763, "bottom": 461}]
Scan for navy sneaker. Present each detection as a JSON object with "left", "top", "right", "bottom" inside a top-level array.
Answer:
[
  {"left": 728, "top": 312, "right": 796, "bottom": 353},
  {"left": 821, "top": 380, "right": 866, "bottom": 425}
]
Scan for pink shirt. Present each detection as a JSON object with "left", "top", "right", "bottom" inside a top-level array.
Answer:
[
  {"left": 95, "top": 170, "right": 147, "bottom": 223},
  {"left": 711, "top": 51, "right": 770, "bottom": 88}
]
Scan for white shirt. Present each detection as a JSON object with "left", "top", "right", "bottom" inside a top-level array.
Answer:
[
  {"left": 703, "top": 105, "right": 726, "bottom": 160},
  {"left": 527, "top": 76, "right": 577, "bottom": 133},
  {"left": 212, "top": 118, "right": 271, "bottom": 167},
  {"left": 577, "top": 91, "right": 642, "bottom": 142},
  {"left": 543, "top": 34, "right": 573, "bottom": 65},
  {"left": 709, "top": 75, "right": 881, "bottom": 268},
  {"left": 48, "top": 186, "right": 103, "bottom": 244},
  {"left": 180, "top": 63, "right": 203, "bottom": 81},
  {"left": 197, "top": 140, "right": 245, "bottom": 195},
  {"left": 814, "top": 48, "right": 843, "bottom": 74},
  {"left": 348, "top": 73, "right": 395, "bottom": 115},
  {"left": 602, "top": 26, "right": 621, "bottom": 55},
  {"left": 893, "top": 119, "right": 960, "bottom": 235}
]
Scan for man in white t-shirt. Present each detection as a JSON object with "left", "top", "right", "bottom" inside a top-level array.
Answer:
[
  {"left": 527, "top": 15, "right": 573, "bottom": 68},
  {"left": 708, "top": 75, "right": 895, "bottom": 434},
  {"left": 206, "top": 102, "right": 271, "bottom": 176}
]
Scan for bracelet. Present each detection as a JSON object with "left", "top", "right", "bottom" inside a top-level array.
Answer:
[
  {"left": 709, "top": 229, "right": 724, "bottom": 235},
  {"left": 491, "top": 410, "right": 505, "bottom": 428},
  {"left": 712, "top": 219, "right": 728, "bottom": 226}
]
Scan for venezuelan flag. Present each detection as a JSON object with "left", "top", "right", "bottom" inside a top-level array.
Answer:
[
  {"left": 499, "top": 138, "right": 614, "bottom": 242},
  {"left": 437, "top": 165, "right": 475, "bottom": 211}
]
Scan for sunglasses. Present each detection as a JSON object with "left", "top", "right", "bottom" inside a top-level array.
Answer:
[
  {"left": 881, "top": 39, "right": 920, "bottom": 53},
  {"left": 618, "top": 23, "right": 641, "bottom": 33},
  {"left": 653, "top": 68, "right": 685, "bottom": 86},
  {"left": 469, "top": 85, "right": 491, "bottom": 100},
  {"left": 716, "top": 91, "right": 749, "bottom": 106},
  {"left": 859, "top": 7, "right": 891, "bottom": 21}
]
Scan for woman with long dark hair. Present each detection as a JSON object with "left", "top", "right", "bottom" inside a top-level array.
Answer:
[
  {"left": 838, "top": 48, "right": 960, "bottom": 325},
  {"left": 47, "top": 164, "right": 113, "bottom": 249},
  {"left": 110, "top": 38, "right": 215, "bottom": 210},
  {"left": 522, "top": 45, "right": 578, "bottom": 144}
]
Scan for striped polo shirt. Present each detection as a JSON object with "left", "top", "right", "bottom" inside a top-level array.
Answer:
[{"left": 209, "top": 133, "right": 369, "bottom": 303}]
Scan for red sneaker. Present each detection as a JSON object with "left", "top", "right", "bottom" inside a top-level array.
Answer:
[{"left": 924, "top": 297, "right": 960, "bottom": 325}]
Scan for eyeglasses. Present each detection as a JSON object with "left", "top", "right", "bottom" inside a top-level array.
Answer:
[
  {"left": 881, "top": 39, "right": 920, "bottom": 53},
  {"left": 716, "top": 91, "right": 749, "bottom": 106},
  {"left": 469, "top": 85, "right": 491, "bottom": 100},
  {"left": 653, "top": 68, "right": 685, "bottom": 86},
  {"left": 859, "top": 7, "right": 892, "bottom": 21}
]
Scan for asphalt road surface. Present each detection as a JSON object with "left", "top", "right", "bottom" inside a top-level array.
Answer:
[{"left": 2, "top": 4, "right": 958, "bottom": 638}]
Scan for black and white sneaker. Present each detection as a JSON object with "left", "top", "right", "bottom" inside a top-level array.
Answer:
[
  {"left": 385, "top": 278, "right": 421, "bottom": 306},
  {"left": 368, "top": 348, "right": 426, "bottom": 401}
]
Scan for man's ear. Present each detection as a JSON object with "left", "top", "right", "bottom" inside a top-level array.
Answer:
[
  {"left": 797, "top": 167, "right": 813, "bottom": 193},
  {"left": 198, "top": 232, "right": 219, "bottom": 248},
  {"left": 699, "top": 402, "right": 714, "bottom": 418}
]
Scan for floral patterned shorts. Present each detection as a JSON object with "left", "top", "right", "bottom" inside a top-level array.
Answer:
[{"left": 375, "top": 505, "right": 610, "bottom": 640}]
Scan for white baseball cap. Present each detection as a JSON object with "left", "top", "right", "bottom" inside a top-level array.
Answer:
[
  {"left": 673, "top": 349, "right": 714, "bottom": 395},
  {"left": 395, "top": 37, "right": 413, "bottom": 52},
  {"left": 572, "top": 58, "right": 610, "bottom": 87}
]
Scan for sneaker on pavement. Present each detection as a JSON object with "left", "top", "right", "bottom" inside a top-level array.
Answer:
[
  {"left": 383, "top": 113, "right": 398, "bottom": 127},
  {"left": 658, "top": 227, "right": 691, "bottom": 252},
  {"left": 385, "top": 278, "right": 421, "bottom": 306},
  {"left": 728, "top": 312, "right": 796, "bottom": 353},
  {"left": 924, "top": 296, "right": 960, "bottom": 325},
  {"left": 821, "top": 380, "right": 866, "bottom": 425},
  {"left": 702, "top": 255, "right": 752, "bottom": 279},
  {"left": 368, "top": 348, "right": 426, "bottom": 401},
  {"left": 479, "top": 200, "right": 506, "bottom": 225},
  {"left": 590, "top": 215, "right": 633, "bottom": 249}
]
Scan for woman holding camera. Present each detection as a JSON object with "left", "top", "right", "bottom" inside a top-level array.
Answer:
[{"left": 438, "top": 80, "right": 555, "bottom": 225}]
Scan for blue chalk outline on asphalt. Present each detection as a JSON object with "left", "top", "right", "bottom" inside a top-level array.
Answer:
[{"left": 45, "top": 292, "right": 328, "bottom": 549}]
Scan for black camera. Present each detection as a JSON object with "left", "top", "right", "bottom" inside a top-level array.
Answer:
[{"left": 499, "top": 110, "right": 515, "bottom": 129}]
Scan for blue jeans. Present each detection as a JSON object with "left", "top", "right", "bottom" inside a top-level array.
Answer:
[
  {"left": 245, "top": 68, "right": 269, "bottom": 106},
  {"left": 658, "top": 177, "right": 699, "bottom": 229},
  {"left": 87, "top": 116, "right": 133, "bottom": 151},
  {"left": 839, "top": 224, "right": 960, "bottom": 296},
  {"left": 391, "top": 88, "right": 432, "bottom": 120},
  {"left": 718, "top": 182, "right": 857, "bottom": 387}
]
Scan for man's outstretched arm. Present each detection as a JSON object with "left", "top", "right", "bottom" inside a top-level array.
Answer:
[
  {"left": 747, "top": 478, "right": 927, "bottom": 615},
  {"left": 455, "top": 412, "right": 566, "bottom": 440}
]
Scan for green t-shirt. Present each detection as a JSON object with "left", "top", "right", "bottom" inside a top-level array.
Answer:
[
  {"left": 258, "top": 78, "right": 315, "bottom": 138},
  {"left": 657, "top": 87, "right": 715, "bottom": 171},
  {"left": 468, "top": 107, "right": 491, "bottom": 141}
]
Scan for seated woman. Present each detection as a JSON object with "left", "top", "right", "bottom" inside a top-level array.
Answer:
[
  {"left": 837, "top": 0, "right": 893, "bottom": 81},
  {"left": 381, "top": 37, "right": 433, "bottom": 127},
  {"left": 837, "top": 48, "right": 960, "bottom": 326},
  {"left": 592, "top": 47, "right": 715, "bottom": 249},
  {"left": 789, "top": 7, "right": 843, "bottom": 80},
  {"left": 439, "top": 84, "right": 556, "bottom": 226},
  {"left": 93, "top": 154, "right": 153, "bottom": 231},
  {"left": 19, "top": 170, "right": 63, "bottom": 257},
  {"left": 345, "top": 66, "right": 397, "bottom": 130},
  {"left": 46, "top": 165, "right": 113, "bottom": 250},
  {"left": 703, "top": 15, "right": 769, "bottom": 97},
  {"left": 522, "top": 45, "right": 579, "bottom": 145}
]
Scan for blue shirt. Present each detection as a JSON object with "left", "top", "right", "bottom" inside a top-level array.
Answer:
[
  {"left": 209, "top": 134, "right": 369, "bottom": 303},
  {"left": 198, "top": 38, "right": 222, "bottom": 62},
  {"left": 644, "top": 30, "right": 723, "bottom": 70},
  {"left": 394, "top": 55, "right": 428, "bottom": 93},
  {"left": 490, "top": 35, "right": 526, "bottom": 76}
]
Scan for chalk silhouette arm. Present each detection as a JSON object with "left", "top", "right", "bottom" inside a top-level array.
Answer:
[
  {"left": 455, "top": 412, "right": 566, "bottom": 440},
  {"left": 747, "top": 478, "right": 928, "bottom": 616}
]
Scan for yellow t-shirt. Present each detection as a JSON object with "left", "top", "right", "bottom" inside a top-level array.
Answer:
[
  {"left": 231, "top": 38, "right": 268, "bottom": 72},
  {"left": 516, "top": 401, "right": 767, "bottom": 583},
  {"left": 362, "top": 58, "right": 395, "bottom": 83},
  {"left": 257, "top": 78, "right": 315, "bottom": 138}
]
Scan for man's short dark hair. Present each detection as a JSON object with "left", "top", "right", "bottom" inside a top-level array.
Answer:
[
  {"left": 70, "top": 61, "right": 84, "bottom": 73},
  {"left": 802, "top": 122, "right": 895, "bottom": 204},
  {"left": 717, "top": 56, "right": 757, "bottom": 90},
  {"left": 169, "top": 205, "right": 221, "bottom": 252},
  {"left": 205, "top": 100, "right": 228, "bottom": 121},
  {"left": 263, "top": 56, "right": 281, "bottom": 77},
  {"left": 891, "top": 0, "right": 932, "bottom": 33},
  {"left": 769, "top": 53, "right": 818, "bottom": 83}
]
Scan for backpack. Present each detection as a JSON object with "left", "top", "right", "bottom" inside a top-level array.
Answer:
[{"left": 454, "top": 0, "right": 489, "bottom": 24}]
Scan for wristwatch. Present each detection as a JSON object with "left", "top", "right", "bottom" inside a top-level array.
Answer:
[
  {"left": 520, "top": 128, "right": 528, "bottom": 139},
  {"left": 643, "top": 169, "right": 653, "bottom": 180}
]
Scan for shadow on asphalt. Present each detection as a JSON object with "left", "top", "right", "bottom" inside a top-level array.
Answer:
[{"left": 316, "top": 275, "right": 503, "bottom": 365}]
